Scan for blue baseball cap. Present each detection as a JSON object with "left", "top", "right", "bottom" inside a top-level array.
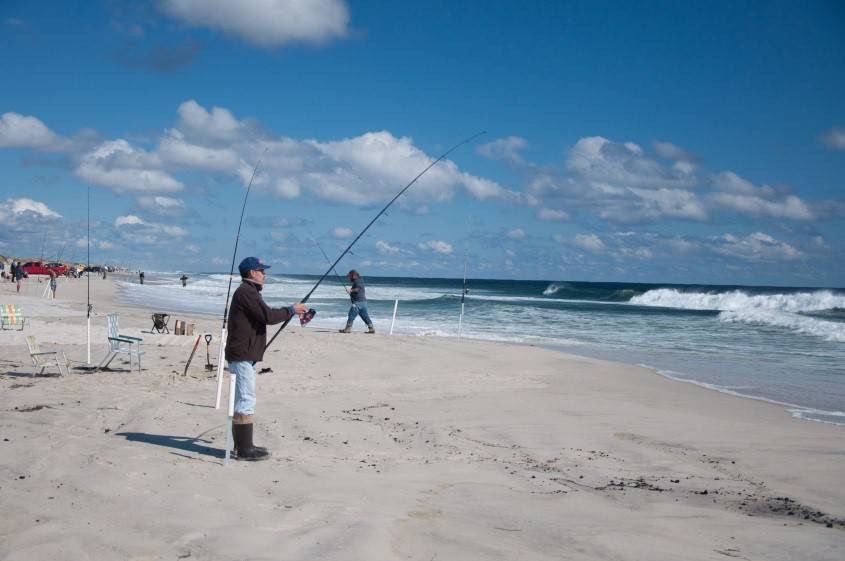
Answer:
[{"left": 238, "top": 257, "right": 270, "bottom": 277}]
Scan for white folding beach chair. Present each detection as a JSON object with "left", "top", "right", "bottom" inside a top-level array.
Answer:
[
  {"left": 98, "top": 312, "right": 144, "bottom": 373},
  {"left": 26, "top": 336, "right": 69, "bottom": 376}
]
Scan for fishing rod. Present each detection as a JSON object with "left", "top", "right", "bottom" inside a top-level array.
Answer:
[
  {"left": 215, "top": 150, "right": 267, "bottom": 410},
  {"left": 305, "top": 225, "right": 357, "bottom": 312},
  {"left": 215, "top": 150, "right": 267, "bottom": 466},
  {"left": 265, "top": 130, "right": 486, "bottom": 352},
  {"left": 86, "top": 187, "right": 92, "bottom": 364}
]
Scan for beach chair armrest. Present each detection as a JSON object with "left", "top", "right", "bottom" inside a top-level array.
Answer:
[
  {"left": 30, "top": 351, "right": 60, "bottom": 357},
  {"left": 109, "top": 336, "right": 138, "bottom": 344},
  {"left": 119, "top": 334, "right": 143, "bottom": 342}
]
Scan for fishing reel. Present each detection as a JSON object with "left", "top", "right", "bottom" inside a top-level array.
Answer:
[{"left": 299, "top": 308, "right": 317, "bottom": 326}]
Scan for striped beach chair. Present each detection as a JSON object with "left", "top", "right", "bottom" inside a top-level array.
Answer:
[
  {"left": 0, "top": 304, "right": 25, "bottom": 330},
  {"left": 26, "top": 336, "right": 68, "bottom": 376}
]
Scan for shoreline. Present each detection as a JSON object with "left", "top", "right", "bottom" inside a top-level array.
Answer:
[
  {"left": 2, "top": 275, "right": 844, "bottom": 559},
  {"left": 113, "top": 272, "right": 845, "bottom": 428}
]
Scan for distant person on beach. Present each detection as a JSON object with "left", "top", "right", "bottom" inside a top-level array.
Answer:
[
  {"left": 180, "top": 274, "right": 188, "bottom": 287},
  {"left": 14, "top": 262, "right": 24, "bottom": 293},
  {"left": 225, "top": 256, "right": 308, "bottom": 461},
  {"left": 49, "top": 270, "right": 57, "bottom": 299},
  {"left": 139, "top": 271, "right": 144, "bottom": 284},
  {"left": 339, "top": 269, "right": 375, "bottom": 334}
]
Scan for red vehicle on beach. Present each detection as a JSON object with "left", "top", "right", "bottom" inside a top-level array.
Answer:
[{"left": 21, "top": 261, "right": 67, "bottom": 276}]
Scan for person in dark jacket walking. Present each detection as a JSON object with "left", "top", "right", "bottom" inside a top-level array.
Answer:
[
  {"left": 225, "top": 256, "right": 307, "bottom": 461},
  {"left": 339, "top": 269, "right": 375, "bottom": 334}
]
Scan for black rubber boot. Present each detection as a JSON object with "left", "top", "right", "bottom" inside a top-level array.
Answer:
[{"left": 233, "top": 423, "right": 270, "bottom": 461}]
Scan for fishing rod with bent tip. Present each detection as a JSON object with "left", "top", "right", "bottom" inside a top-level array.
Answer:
[
  {"left": 214, "top": 150, "right": 267, "bottom": 465},
  {"left": 305, "top": 225, "right": 359, "bottom": 315},
  {"left": 264, "top": 130, "right": 486, "bottom": 352}
]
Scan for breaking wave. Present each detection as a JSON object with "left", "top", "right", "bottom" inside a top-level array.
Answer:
[{"left": 630, "top": 288, "right": 845, "bottom": 342}]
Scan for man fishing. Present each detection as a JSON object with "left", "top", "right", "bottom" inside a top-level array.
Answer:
[
  {"left": 339, "top": 269, "right": 375, "bottom": 334},
  {"left": 226, "top": 256, "right": 307, "bottom": 461}
]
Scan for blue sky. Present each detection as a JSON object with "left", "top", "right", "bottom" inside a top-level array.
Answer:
[{"left": 1, "top": 0, "right": 843, "bottom": 286}]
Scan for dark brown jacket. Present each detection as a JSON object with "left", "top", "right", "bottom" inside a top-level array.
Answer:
[{"left": 225, "top": 280, "right": 292, "bottom": 363}]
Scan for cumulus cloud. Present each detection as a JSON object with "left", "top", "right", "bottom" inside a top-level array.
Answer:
[
  {"left": 821, "top": 127, "right": 845, "bottom": 150},
  {"left": 2, "top": 197, "right": 62, "bottom": 219},
  {"left": 712, "top": 232, "right": 801, "bottom": 261},
  {"left": 476, "top": 136, "right": 529, "bottom": 164},
  {"left": 709, "top": 171, "right": 812, "bottom": 219},
  {"left": 114, "top": 213, "right": 186, "bottom": 245},
  {"left": 537, "top": 208, "right": 569, "bottom": 221},
  {"left": 418, "top": 240, "right": 453, "bottom": 254},
  {"left": 332, "top": 227, "right": 353, "bottom": 239},
  {"left": 0, "top": 112, "right": 66, "bottom": 151},
  {"left": 653, "top": 140, "right": 696, "bottom": 162},
  {"left": 375, "top": 240, "right": 401, "bottom": 254},
  {"left": 572, "top": 234, "right": 605, "bottom": 252},
  {"left": 159, "top": 0, "right": 349, "bottom": 48},
  {"left": 506, "top": 228, "right": 525, "bottom": 240},
  {"left": 137, "top": 195, "right": 187, "bottom": 216},
  {"left": 77, "top": 139, "right": 184, "bottom": 194}
]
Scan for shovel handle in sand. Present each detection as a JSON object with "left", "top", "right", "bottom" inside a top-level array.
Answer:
[{"left": 183, "top": 334, "right": 202, "bottom": 376}]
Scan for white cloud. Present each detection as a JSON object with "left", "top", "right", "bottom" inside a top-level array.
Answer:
[
  {"left": 573, "top": 234, "right": 605, "bottom": 252},
  {"left": 710, "top": 171, "right": 812, "bottom": 219},
  {"left": 709, "top": 193, "right": 812, "bottom": 220},
  {"left": 375, "top": 240, "right": 400, "bottom": 254},
  {"left": 0, "top": 112, "right": 65, "bottom": 151},
  {"left": 159, "top": 0, "right": 350, "bottom": 48},
  {"left": 137, "top": 195, "right": 187, "bottom": 216},
  {"left": 174, "top": 100, "right": 248, "bottom": 143},
  {"left": 653, "top": 140, "right": 696, "bottom": 162},
  {"left": 115, "top": 215, "right": 145, "bottom": 227},
  {"left": 332, "top": 227, "right": 353, "bottom": 239},
  {"left": 712, "top": 232, "right": 801, "bottom": 261},
  {"left": 476, "top": 136, "right": 528, "bottom": 164},
  {"left": 418, "top": 240, "right": 453, "bottom": 254},
  {"left": 77, "top": 139, "right": 184, "bottom": 194},
  {"left": 821, "top": 127, "right": 845, "bottom": 150},
  {"left": 567, "top": 136, "right": 696, "bottom": 190},
  {"left": 4, "top": 197, "right": 62, "bottom": 218},
  {"left": 506, "top": 228, "right": 525, "bottom": 240},
  {"left": 537, "top": 208, "right": 569, "bottom": 221},
  {"left": 158, "top": 129, "right": 240, "bottom": 171},
  {"left": 98, "top": 240, "right": 115, "bottom": 250}
]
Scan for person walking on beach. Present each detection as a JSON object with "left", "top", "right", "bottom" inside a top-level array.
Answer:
[
  {"left": 48, "top": 269, "right": 57, "bottom": 299},
  {"left": 339, "top": 269, "right": 375, "bottom": 334},
  {"left": 14, "top": 262, "right": 24, "bottom": 293},
  {"left": 226, "top": 256, "right": 308, "bottom": 461},
  {"left": 139, "top": 271, "right": 144, "bottom": 284}
]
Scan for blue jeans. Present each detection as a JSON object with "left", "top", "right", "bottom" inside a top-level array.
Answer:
[
  {"left": 347, "top": 302, "right": 372, "bottom": 325},
  {"left": 228, "top": 360, "right": 256, "bottom": 416}
]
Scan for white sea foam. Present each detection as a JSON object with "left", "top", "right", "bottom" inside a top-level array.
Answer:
[
  {"left": 630, "top": 288, "right": 845, "bottom": 342},
  {"left": 630, "top": 288, "right": 845, "bottom": 313},
  {"left": 719, "top": 309, "right": 845, "bottom": 343}
]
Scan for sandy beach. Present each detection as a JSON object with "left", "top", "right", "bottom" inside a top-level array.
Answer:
[{"left": 1, "top": 274, "right": 843, "bottom": 561}]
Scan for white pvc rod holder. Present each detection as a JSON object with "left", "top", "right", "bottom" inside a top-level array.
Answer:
[
  {"left": 214, "top": 327, "right": 227, "bottom": 409},
  {"left": 389, "top": 299, "right": 398, "bottom": 335}
]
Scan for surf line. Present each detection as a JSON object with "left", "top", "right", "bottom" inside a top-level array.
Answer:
[{"left": 264, "top": 130, "right": 487, "bottom": 352}]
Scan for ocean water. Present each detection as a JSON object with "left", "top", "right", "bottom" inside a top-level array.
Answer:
[{"left": 116, "top": 274, "right": 845, "bottom": 426}]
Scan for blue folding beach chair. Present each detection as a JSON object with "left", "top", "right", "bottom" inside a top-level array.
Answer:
[{"left": 98, "top": 312, "right": 144, "bottom": 373}]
